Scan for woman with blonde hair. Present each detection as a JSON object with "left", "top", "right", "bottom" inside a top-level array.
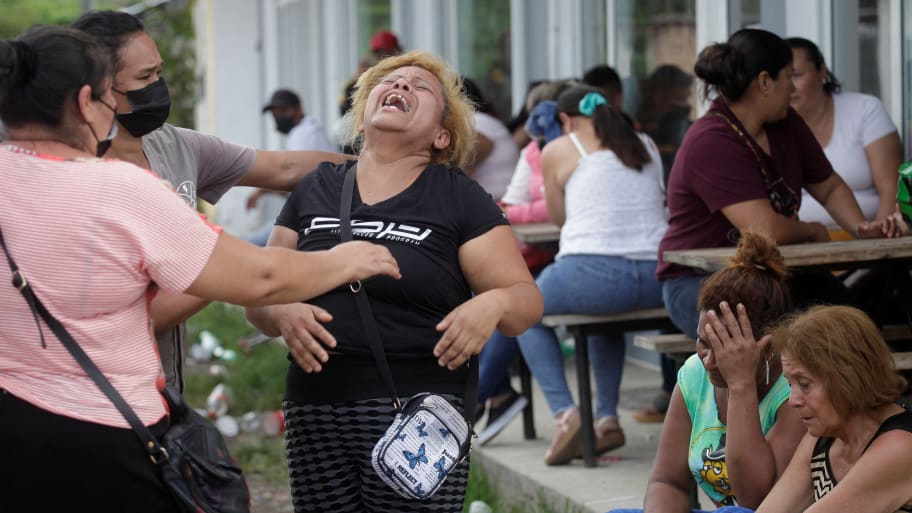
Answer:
[
  {"left": 246, "top": 50, "right": 542, "bottom": 512},
  {"left": 755, "top": 305, "right": 912, "bottom": 513}
]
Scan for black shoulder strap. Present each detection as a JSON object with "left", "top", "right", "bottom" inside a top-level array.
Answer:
[
  {"left": 337, "top": 165, "right": 477, "bottom": 424},
  {"left": 0, "top": 226, "right": 169, "bottom": 464},
  {"left": 339, "top": 164, "right": 402, "bottom": 408}
]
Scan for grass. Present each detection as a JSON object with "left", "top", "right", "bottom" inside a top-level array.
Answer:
[
  {"left": 464, "top": 462, "right": 586, "bottom": 513},
  {"left": 184, "top": 302, "right": 290, "bottom": 486}
]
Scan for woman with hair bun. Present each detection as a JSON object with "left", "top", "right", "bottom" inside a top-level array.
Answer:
[
  {"left": 612, "top": 232, "right": 806, "bottom": 513},
  {"left": 517, "top": 84, "right": 668, "bottom": 465},
  {"left": 0, "top": 26, "right": 398, "bottom": 512},
  {"left": 656, "top": 28, "right": 900, "bottom": 375},
  {"left": 755, "top": 305, "right": 912, "bottom": 513}
]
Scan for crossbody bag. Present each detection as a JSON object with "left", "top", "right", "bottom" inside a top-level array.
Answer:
[{"left": 337, "top": 164, "right": 477, "bottom": 500}]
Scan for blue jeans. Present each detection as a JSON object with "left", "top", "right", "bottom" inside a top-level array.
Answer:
[
  {"left": 659, "top": 274, "right": 704, "bottom": 392},
  {"left": 661, "top": 274, "right": 704, "bottom": 338},
  {"left": 478, "top": 330, "right": 518, "bottom": 404},
  {"left": 517, "top": 255, "right": 663, "bottom": 419}
]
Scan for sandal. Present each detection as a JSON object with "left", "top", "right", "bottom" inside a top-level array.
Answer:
[
  {"left": 575, "top": 417, "right": 625, "bottom": 457},
  {"left": 633, "top": 391, "right": 671, "bottom": 423},
  {"left": 544, "top": 407, "right": 581, "bottom": 466}
]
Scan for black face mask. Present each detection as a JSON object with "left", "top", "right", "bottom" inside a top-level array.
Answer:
[
  {"left": 274, "top": 115, "right": 298, "bottom": 135},
  {"left": 113, "top": 78, "right": 172, "bottom": 137}
]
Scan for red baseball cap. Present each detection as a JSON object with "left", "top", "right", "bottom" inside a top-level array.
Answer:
[{"left": 370, "top": 30, "right": 400, "bottom": 52}]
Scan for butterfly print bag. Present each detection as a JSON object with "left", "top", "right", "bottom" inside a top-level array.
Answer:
[{"left": 338, "top": 166, "right": 477, "bottom": 500}]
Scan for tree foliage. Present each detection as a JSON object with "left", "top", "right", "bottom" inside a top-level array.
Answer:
[
  {"left": 0, "top": 0, "right": 81, "bottom": 38},
  {"left": 0, "top": 0, "right": 197, "bottom": 129},
  {"left": 140, "top": 0, "right": 197, "bottom": 128}
]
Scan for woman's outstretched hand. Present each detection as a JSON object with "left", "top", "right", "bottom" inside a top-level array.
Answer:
[
  {"left": 703, "top": 302, "right": 771, "bottom": 389},
  {"left": 329, "top": 241, "right": 401, "bottom": 281}
]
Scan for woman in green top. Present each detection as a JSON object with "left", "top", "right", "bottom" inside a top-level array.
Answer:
[{"left": 622, "top": 232, "right": 806, "bottom": 512}]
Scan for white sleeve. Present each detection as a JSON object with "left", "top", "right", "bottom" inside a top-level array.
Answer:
[
  {"left": 855, "top": 93, "right": 898, "bottom": 147},
  {"left": 287, "top": 121, "right": 337, "bottom": 152},
  {"left": 500, "top": 147, "right": 533, "bottom": 204}
]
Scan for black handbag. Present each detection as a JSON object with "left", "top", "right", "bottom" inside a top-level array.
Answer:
[{"left": 0, "top": 227, "right": 250, "bottom": 513}]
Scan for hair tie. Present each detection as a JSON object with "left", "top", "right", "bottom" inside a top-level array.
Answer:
[
  {"left": 753, "top": 263, "right": 767, "bottom": 271},
  {"left": 525, "top": 100, "right": 562, "bottom": 144},
  {"left": 578, "top": 92, "right": 607, "bottom": 117}
]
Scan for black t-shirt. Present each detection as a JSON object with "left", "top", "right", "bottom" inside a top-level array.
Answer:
[{"left": 276, "top": 160, "right": 509, "bottom": 403}]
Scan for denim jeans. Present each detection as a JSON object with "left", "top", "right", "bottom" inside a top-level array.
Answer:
[
  {"left": 517, "top": 255, "right": 663, "bottom": 419},
  {"left": 661, "top": 274, "right": 705, "bottom": 339},
  {"left": 478, "top": 330, "right": 518, "bottom": 404}
]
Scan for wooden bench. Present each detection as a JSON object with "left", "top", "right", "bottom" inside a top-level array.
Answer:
[
  {"left": 633, "top": 332, "right": 694, "bottom": 355},
  {"left": 541, "top": 307, "right": 677, "bottom": 467},
  {"left": 633, "top": 327, "right": 912, "bottom": 370}
]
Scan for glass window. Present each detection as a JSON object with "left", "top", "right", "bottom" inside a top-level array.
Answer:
[
  {"left": 729, "top": 0, "right": 761, "bottom": 29},
  {"left": 832, "top": 0, "right": 894, "bottom": 114},
  {"left": 457, "top": 0, "right": 512, "bottom": 122},
  {"left": 358, "top": 0, "right": 392, "bottom": 60},
  {"left": 615, "top": 0, "right": 697, "bottom": 183}
]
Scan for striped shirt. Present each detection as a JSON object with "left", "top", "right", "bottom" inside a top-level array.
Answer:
[{"left": 0, "top": 145, "right": 219, "bottom": 428}]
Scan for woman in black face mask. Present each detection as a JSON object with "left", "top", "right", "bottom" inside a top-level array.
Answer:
[
  {"left": 73, "top": 10, "right": 354, "bottom": 393},
  {"left": 0, "top": 25, "right": 400, "bottom": 513},
  {"left": 0, "top": 27, "right": 118, "bottom": 159}
]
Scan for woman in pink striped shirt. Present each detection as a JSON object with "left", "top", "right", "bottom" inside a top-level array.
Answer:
[{"left": 0, "top": 26, "right": 398, "bottom": 513}]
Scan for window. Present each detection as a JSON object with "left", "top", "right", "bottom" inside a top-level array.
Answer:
[
  {"left": 615, "top": 0, "right": 697, "bottom": 182},
  {"left": 457, "top": 0, "right": 512, "bottom": 122},
  {"left": 357, "top": 0, "right": 392, "bottom": 61}
]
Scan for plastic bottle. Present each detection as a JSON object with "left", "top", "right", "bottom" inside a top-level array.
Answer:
[
  {"left": 468, "top": 500, "right": 493, "bottom": 513},
  {"left": 190, "top": 330, "right": 222, "bottom": 362},
  {"left": 206, "top": 383, "right": 232, "bottom": 418},
  {"left": 239, "top": 410, "right": 285, "bottom": 436},
  {"left": 897, "top": 160, "right": 912, "bottom": 223}
]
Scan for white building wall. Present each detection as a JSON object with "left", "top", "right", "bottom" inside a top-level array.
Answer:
[{"left": 192, "top": 0, "right": 910, "bottom": 234}]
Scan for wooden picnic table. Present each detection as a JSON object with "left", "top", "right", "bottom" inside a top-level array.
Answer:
[
  {"left": 511, "top": 222, "right": 560, "bottom": 244},
  {"left": 663, "top": 237, "right": 912, "bottom": 273}
]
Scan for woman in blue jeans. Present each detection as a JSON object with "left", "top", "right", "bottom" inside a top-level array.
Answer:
[{"left": 517, "top": 85, "right": 668, "bottom": 465}]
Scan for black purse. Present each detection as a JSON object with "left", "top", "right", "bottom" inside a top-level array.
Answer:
[{"left": 0, "top": 227, "right": 250, "bottom": 513}]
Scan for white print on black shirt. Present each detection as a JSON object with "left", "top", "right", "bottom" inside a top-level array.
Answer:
[{"left": 305, "top": 217, "right": 432, "bottom": 245}]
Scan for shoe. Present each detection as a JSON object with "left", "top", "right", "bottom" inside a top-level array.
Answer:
[
  {"left": 576, "top": 417, "right": 625, "bottom": 458},
  {"left": 544, "top": 407, "right": 581, "bottom": 466},
  {"left": 476, "top": 390, "right": 528, "bottom": 446},
  {"left": 633, "top": 391, "right": 671, "bottom": 423}
]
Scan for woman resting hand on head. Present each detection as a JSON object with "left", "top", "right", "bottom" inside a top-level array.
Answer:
[
  {"left": 756, "top": 305, "right": 912, "bottom": 513},
  {"left": 611, "top": 232, "right": 806, "bottom": 513},
  {"left": 245, "top": 50, "right": 542, "bottom": 513}
]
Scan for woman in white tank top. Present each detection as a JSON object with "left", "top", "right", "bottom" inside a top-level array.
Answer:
[{"left": 517, "top": 85, "right": 668, "bottom": 465}]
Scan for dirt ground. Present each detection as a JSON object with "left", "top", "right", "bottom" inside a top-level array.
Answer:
[{"left": 248, "top": 474, "right": 294, "bottom": 513}]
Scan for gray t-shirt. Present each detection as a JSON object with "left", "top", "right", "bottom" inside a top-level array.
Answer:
[{"left": 145, "top": 123, "right": 256, "bottom": 390}]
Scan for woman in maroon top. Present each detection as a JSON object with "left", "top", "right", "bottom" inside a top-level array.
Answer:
[{"left": 656, "top": 28, "right": 897, "bottom": 348}]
